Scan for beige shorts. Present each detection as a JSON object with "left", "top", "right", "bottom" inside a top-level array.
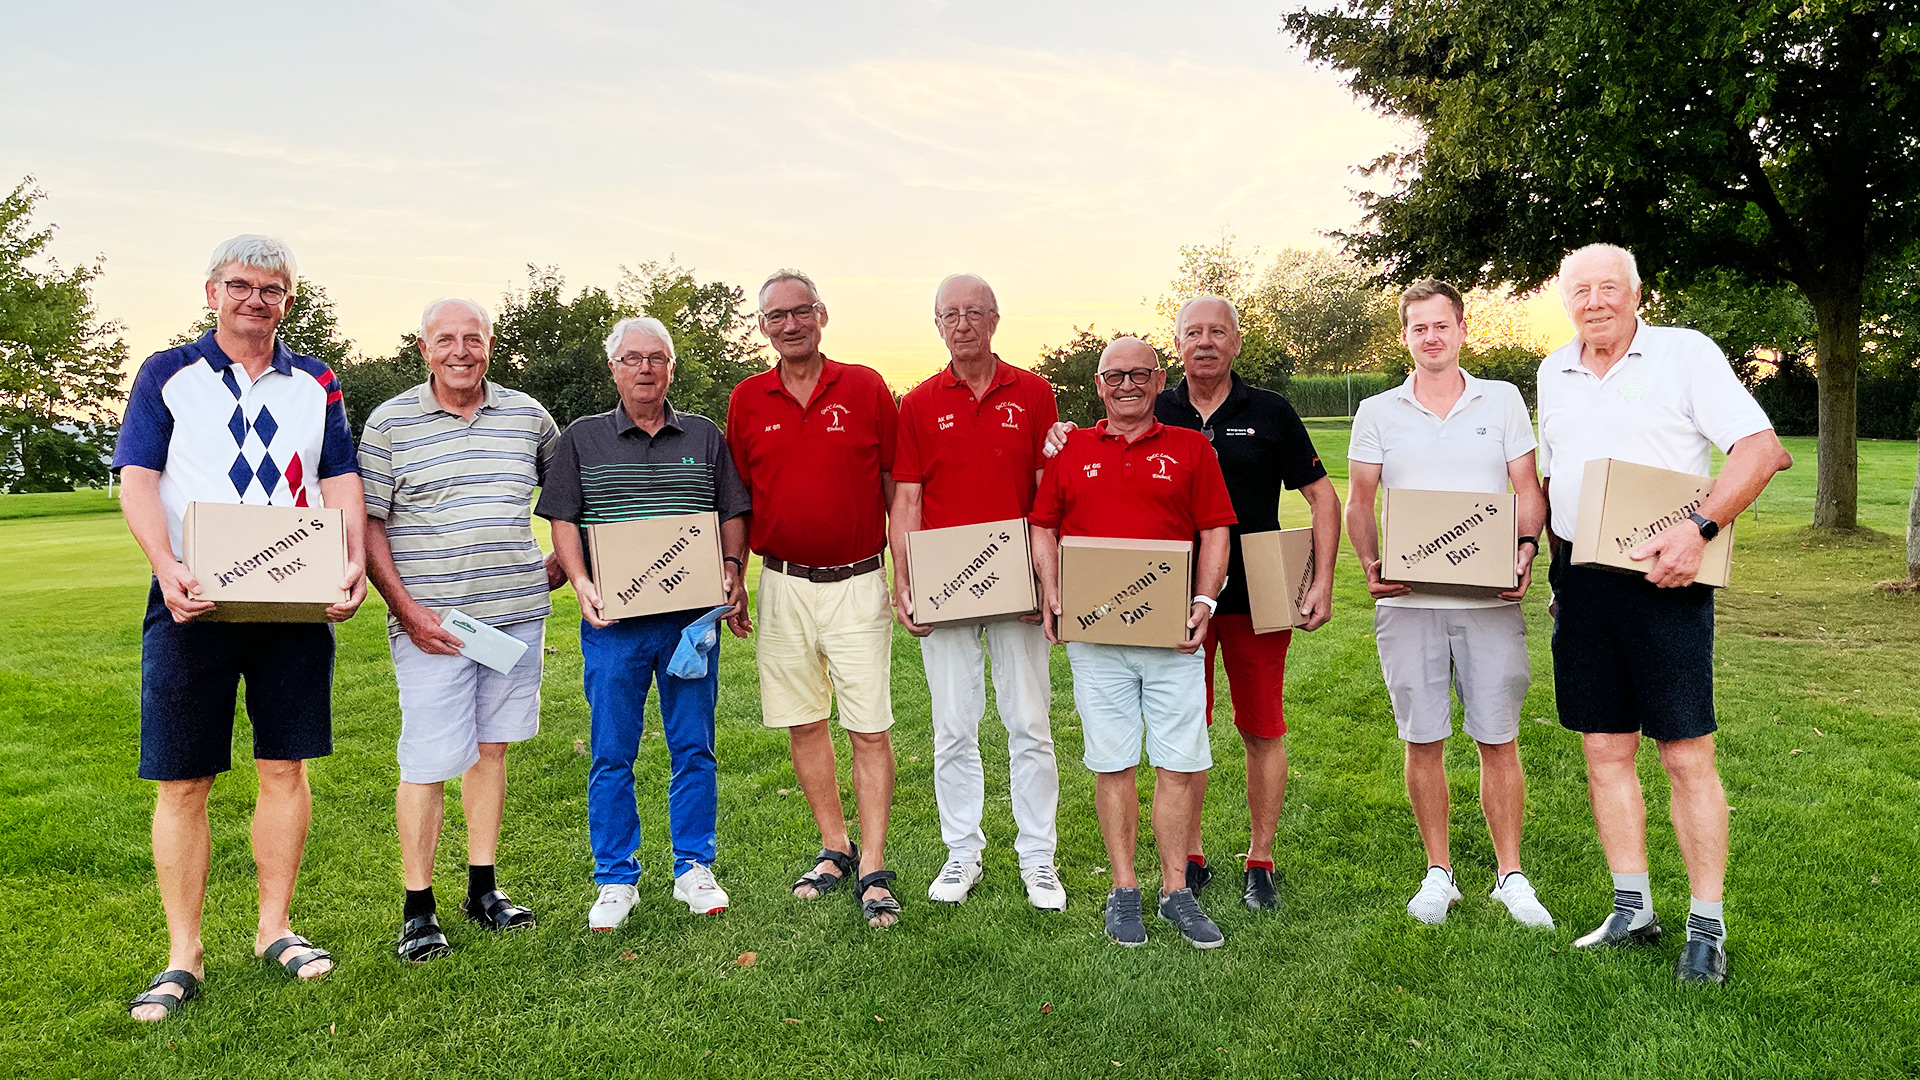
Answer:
[{"left": 754, "top": 565, "right": 895, "bottom": 733}]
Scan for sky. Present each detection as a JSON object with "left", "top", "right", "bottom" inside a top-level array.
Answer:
[{"left": 2, "top": 0, "right": 1574, "bottom": 389}]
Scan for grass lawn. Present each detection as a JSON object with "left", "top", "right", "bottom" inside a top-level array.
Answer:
[{"left": 2, "top": 429, "right": 1917, "bottom": 1079}]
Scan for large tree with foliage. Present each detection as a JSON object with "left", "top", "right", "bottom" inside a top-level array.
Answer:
[
  {"left": 1285, "top": 0, "right": 1920, "bottom": 528},
  {"left": 1031, "top": 328, "right": 1174, "bottom": 427},
  {"left": 615, "top": 260, "right": 765, "bottom": 425},
  {"left": 0, "top": 178, "right": 127, "bottom": 492}
]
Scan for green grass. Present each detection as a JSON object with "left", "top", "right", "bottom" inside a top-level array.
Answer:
[{"left": 2, "top": 433, "right": 1917, "bottom": 1079}]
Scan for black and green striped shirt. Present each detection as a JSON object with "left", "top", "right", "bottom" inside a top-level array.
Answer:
[{"left": 535, "top": 401, "right": 750, "bottom": 531}]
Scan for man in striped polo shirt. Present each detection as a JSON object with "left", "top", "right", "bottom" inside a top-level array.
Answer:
[
  {"left": 538, "top": 316, "right": 752, "bottom": 931},
  {"left": 360, "top": 298, "right": 561, "bottom": 960}
]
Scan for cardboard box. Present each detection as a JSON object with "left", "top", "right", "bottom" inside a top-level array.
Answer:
[
  {"left": 1380, "top": 488, "right": 1518, "bottom": 594},
  {"left": 182, "top": 502, "right": 347, "bottom": 622},
  {"left": 1240, "top": 528, "right": 1315, "bottom": 633},
  {"left": 905, "top": 517, "right": 1037, "bottom": 624},
  {"left": 1057, "top": 536, "right": 1193, "bottom": 647},
  {"left": 1571, "top": 458, "right": 1733, "bottom": 587},
  {"left": 587, "top": 511, "right": 727, "bottom": 620}
]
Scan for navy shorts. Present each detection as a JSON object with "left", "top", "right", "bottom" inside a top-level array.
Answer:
[
  {"left": 138, "top": 579, "right": 336, "bottom": 780},
  {"left": 1547, "top": 545, "right": 1716, "bottom": 742}
]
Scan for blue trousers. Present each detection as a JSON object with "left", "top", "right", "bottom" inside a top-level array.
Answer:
[{"left": 581, "top": 609, "right": 718, "bottom": 883}]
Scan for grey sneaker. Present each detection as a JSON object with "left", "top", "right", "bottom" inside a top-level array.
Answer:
[
  {"left": 1104, "top": 887, "right": 1147, "bottom": 946},
  {"left": 1157, "top": 887, "right": 1225, "bottom": 950}
]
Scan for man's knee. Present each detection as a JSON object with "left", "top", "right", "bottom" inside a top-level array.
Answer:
[
  {"left": 475, "top": 741, "right": 509, "bottom": 764},
  {"left": 156, "top": 776, "right": 215, "bottom": 809},
  {"left": 848, "top": 729, "right": 893, "bottom": 756},
  {"left": 253, "top": 759, "right": 308, "bottom": 789},
  {"left": 1658, "top": 735, "right": 1721, "bottom": 790}
]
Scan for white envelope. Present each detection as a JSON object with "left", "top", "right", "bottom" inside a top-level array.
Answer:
[{"left": 441, "top": 609, "right": 530, "bottom": 675}]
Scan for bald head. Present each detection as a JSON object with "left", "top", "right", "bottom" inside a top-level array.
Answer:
[{"left": 1099, "top": 336, "right": 1159, "bottom": 370}]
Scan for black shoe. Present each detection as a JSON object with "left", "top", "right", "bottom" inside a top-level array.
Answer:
[
  {"left": 1573, "top": 911, "right": 1663, "bottom": 949},
  {"left": 1185, "top": 858, "right": 1213, "bottom": 896},
  {"left": 1243, "top": 865, "right": 1279, "bottom": 912},
  {"left": 1675, "top": 937, "right": 1729, "bottom": 985},
  {"left": 1104, "top": 887, "right": 1147, "bottom": 947}
]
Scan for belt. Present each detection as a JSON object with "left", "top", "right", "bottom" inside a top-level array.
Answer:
[{"left": 762, "top": 554, "right": 883, "bottom": 584}]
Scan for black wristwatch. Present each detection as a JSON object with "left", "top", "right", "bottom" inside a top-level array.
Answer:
[
  {"left": 1517, "top": 535, "right": 1538, "bottom": 552},
  {"left": 1688, "top": 512, "right": 1720, "bottom": 542},
  {"left": 723, "top": 556, "right": 745, "bottom": 569}
]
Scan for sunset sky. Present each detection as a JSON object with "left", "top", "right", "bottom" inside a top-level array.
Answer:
[{"left": 3, "top": 1, "right": 1573, "bottom": 389}]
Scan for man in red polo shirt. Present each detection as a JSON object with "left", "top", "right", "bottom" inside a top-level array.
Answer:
[
  {"left": 1030, "top": 337, "right": 1234, "bottom": 949},
  {"left": 889, "top": 273, "right": 1065, "bottom": 912},
  {"left": 725, "top": 268, "right": 903, "bottom": 929}
]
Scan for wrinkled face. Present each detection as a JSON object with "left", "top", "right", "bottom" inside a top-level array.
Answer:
[
  {"left": 934, "top": 278, "right": 1000, "bottom": 365},
  {"left": 420, "top": 304, "right": 492, "bottom": 395},
  {"left": 1095, "top": 340, "right": 1164, "bottom": 425},
  {"left": 608, "top": 328, "right": 676, "bottom": 410},
  {"left": 1560, "top": 250, "right": 1640, "bottom": 352},
  {"left": 1400, "top": 294, "right": 1465, "bottom": 372},
  {"left": 205, "top": 261, "right": 292, "bottom": 338},
  {"left": 758, "top": 278, "right": 827, "bottom": 362},
  {"left": 1176, "top": 299, "right": 1241, "bottom": 382}
]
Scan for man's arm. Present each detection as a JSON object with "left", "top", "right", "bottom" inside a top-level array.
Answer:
[
  {"left": 721, "top": 514, "right": 752, "bottom": 637},
  {"left": 1630, "top": 428, "right": 1790, "bottom": 587},
  {"left": 364, "top": 516, "right": 464, "bottom": 654},
  {"left": 318, "top": 472, "right": 369, "bottom": 622},
  {"left": 1501, "top": 451, "right": 1546, "bottom": 602},
  {"left": 118, "top": 465, "right": 214, "bottom": 622},
  {"left": 1031, "top": 523, "right": 1062, "bottom": 645},
  {"left": 1297, "top": 475, "right": 1342, "bottom": 630},
  {"left": 1181, "top": 524, "right": 1230, "bottom": 653},
  {"left": 887, "top": 481, "right": 931, "bottom": 636},
  {"left": 551, "top": 519, "right": 612, "bottom": 629},
  {"left": 1345, "top": 462, "right": 1412, "bottom": 602}
]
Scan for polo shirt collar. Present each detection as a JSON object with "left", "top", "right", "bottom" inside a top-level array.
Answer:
[
  {"left": 1393, "top": 367, "right": 1486, "bottom": 407},
  {"left": 615, "top": 399, "right": 684, "bottom": 437},
  {"left": 938, "top": 355, "right": 1017, "bottom": 393},
  {"left": 765, "top": 355, "right": 843, "bottom": 398},
  {"left": 1092, "top": 418, "right": 1164, "bottom": 443},
  {"left": 198, "top": 330, "right": 294, "bottom": 377},
  {"left": 1172, "top": 371, "right": 1248, "bottom": 410},
  {"left": 1557, "top": 318, "right": 1647, "bottom": 373},
  {"left": 413, "top": 378, "right": 502, "bottom": 416}
]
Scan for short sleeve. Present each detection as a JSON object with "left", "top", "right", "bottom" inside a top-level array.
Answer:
[
  {"left": 1686, "top": 337, "right": 1772, "bottom": 451},
  {"left": 1029, "top": 453, "right": 1066, "bottom": 530},
  {"left": 1273, "top": 396, "right": 1329, "bottom": 490},
  {"left": 1533, "top": 359, "right": 1557, "bottom": 477},
  {"left": 1346, "top": 398, "right": 1386, "bottom": 465},
  {"left": 891, "top": 395, "right": 926, "bottom": 485},
  {"left": 315, "top": 366, "right": 358, "bottom": 479},
  {"left": 1501, "top": 385, "right": 1538, "bottom": 461},
  {"left": 714, "top": 426, "right": 752, "bottom": 522},
  {"left": 356, "top": 418, "right": 395, "bottom": 520},
  {"left": 533, "top": 426, "right": 585, "bottom": 524},
  {"left": 533, "top": 402, "right": 560, "bottom": 486},
  {"left": 1191, "top": 438, "right": 1238, "bottom": 530},
  {"left": 875, "top": 377, "right": 900, "bottom": 473},
  {"left": 112, "top": 355, "right": 176, "bottom": 472}
]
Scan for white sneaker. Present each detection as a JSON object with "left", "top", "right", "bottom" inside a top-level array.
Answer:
[
  {"left": 1021, "top": 864, "right": 1068, "bottom": 912},
  {"left": 927, "top": 858, "right": 984, "bottom": 904},
  {"left": 673, "top": 865, "right": 730, "bottom": 915},
  {"left": 1490, "top": 871, "right": 1555, "bottom": 928},
  {"left": 1407, "top": 866, "right": 1461, "bottom": 925},
  {"left": 588, "top": 883, "right": 638, "bottom": 931}
]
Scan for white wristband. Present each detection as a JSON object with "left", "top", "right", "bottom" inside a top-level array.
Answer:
[{"left": 1191, "top": 594, "right": 1218, "bottom": 614}]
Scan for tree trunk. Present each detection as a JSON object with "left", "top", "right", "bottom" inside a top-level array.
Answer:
[
  {"left": 1808, "top": 287, "right": 1863, "bottom": 530},
  {"left": 1908, "top": 438, "right": 1920, "bottom": 582}
]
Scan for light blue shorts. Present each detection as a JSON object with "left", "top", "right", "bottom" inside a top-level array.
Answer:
[
  {"left": 1065, "top": 642, "right": 1212, "bottom": 774},
  {"left": 392, "top": 618, "right": 545, "bottom": 784}
]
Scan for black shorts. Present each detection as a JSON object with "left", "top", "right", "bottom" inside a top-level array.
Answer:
[
  {"left": 1548, "top": 544, "right": 1717, "bottom": 742},
  {"left": 138, "top": 579, "right": 336, "bottom": 781}
]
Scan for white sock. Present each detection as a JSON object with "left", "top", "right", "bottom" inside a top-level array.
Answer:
[
  {"left": 1687, "top": 897, "right": 1726, "bottom": 944},
  {"left": 1611, "top": 871, "right": 1653, "bottom": 928}
]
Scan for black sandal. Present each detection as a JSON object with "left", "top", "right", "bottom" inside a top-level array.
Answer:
[
  {"left": 128, "top": 969, "right": 199, "bottom": 1020},
  {"left": 462, "top": 889, "right": 536, "bottom": 932},
  {"left": 792, "top": 844, "right": 858, "bottom": 898},
  {"left": 397, "top": 912, "right": 451, "bottom": 962},
  {"left": 261, "top": 934, "right": 333, "bottom": 980},
  {"left": 856, "top": 869, "right": 903, "bottom": 928}
]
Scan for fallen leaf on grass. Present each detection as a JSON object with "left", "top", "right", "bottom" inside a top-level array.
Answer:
[
  {"left": 737, "top": 952, "right": 757, "bottom": 967},
  {"left": 783, "top": 1018, "right": 802, "bottom": 1025},
  {"left": 1790, "top": 748, "right": 1805, "bottom": 755},
  {"left": 1394, "top": 985, "right": 1404, "bottom": 993},
  {"left": 776, "top": 788, "right": 792, "bottom": 797},
  {"left": 908, "top": 755, "right": 920, "bottom": 763},
  {"left": 1532, "top": 716, "right": 1551, "bottom": 725},
  {"left": 1090, "top": 865, "right": 1108, "bottom": 875},
  {"left": 1111, "top": 1062, "right": 1123, "bottom": 1068},
  {"left": 329, "top": 1023, "right": 336, "bottom": 1035},
  {"left": 1814, "top": 727, "right": 1825, "bottom": 736},
  {"left": 573, "top": 739, "right": 586, "bottom": 755},
  {"left": 873, "top": 1015, "right": 884, "bottom": 1023},
  {"left": 618, "top": 950, "right": 637, "bottom": 962},
  {"left": 1040, "top": 1002, "right": 1052, "bottom": 1014},
  {"left": 1409, "top": 1038, "right": 1423, "bottom": 1049}
]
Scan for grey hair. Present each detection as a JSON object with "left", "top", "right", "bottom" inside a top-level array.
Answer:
[
  {"left": 417, "top": 297, "right": 493, "bottom": 339},
  {"left": 603, "top": 316, "right": 676, "bottom": 361},
  {"left": 933, "top": 274, "right": 999, "bottom": 314},
  {"left": 1174, "top": 295, "right": 1241, "bottom": 337},
  {"left": 1557, "top": 243, "right": 1642, "bottom": 300},
  {"left": 758, "top": 268, "right": 823, "bottom": 310},
  {"left": 205, "top": 234, "right": 299, "bottom": 298}
]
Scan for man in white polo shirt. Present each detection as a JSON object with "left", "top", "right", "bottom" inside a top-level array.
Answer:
[
  {"left": 1347, "top": 279, "right": 1552, "bottom": 930},
  {"left": 1538, "top": 243, "right": 1790, "bottom": 986}
]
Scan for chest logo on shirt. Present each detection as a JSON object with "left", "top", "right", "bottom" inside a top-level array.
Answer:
[
  {"left": 1082, "top": 462, "right": 1103, "bottom": 479},
  {"left": 1222, "top": 427, "right": 1256, "bottom": 437},
  {"left": 763, "top": 422, "right": 783, "bottom": 433},
  {"left": 820, "top": 403, "right": 851, "bottom": 432},
  {"left": 994, "top": 401, "right": 1025, "bottom": 430},
  {"left": 1618, "top": 379, "right": 1647, "bottom": 403},
  {"left": 1476, "top": 427, "right": 1488, "bottom": 435},
  {"left": 936, "top": 412, "right": 956, "bottom": 431},
  {"left": 1147, "top": 452, "right": 1178, "bottom": 480}
]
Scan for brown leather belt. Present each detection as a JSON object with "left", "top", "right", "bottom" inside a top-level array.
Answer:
[{"left": 762, "top": 553, "right": 883, "bottom": 584}]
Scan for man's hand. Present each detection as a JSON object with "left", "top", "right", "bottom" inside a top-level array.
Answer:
[
  {"left": 397, "top": 602, "right": 465, "bottom": 656},
  {"left": 1179, "top": 603, "right": 1212, "bottom": 653},
  {"left": 1498, "top": 546, "right": 1536, "bottom": 602},
  {"left": 326, "top": 560, "right": 368, "bottom": 622},
  {"left": 157, "top": 560, "right": 216, "bottom": 623},
  {"left": 893, "top": 582, "right": 932, "bottom": 637},
  {"left": 1040, "top": 588, "right": 1063, "bottom": 644},
  {"left": 1041, "top": 420, "right": 1077, "bottom": 459},
  {"left": 1363, "top": 557, "right": 1413, "bottom": 600},
  {"left": 724, "top": 571, "right": 753, "bottom": 638},
  {"left": 574, "top": 579, "right": 613, "bottom": 629},
  {"left": 544, "top": 551, "right": 566, "bottom": 591},
  {"left": 1298, "top": 578, "right": 1334, "bottom": 631},
  {"left": 1630, "top": 524, "right": 1706, "bottom": 588}
]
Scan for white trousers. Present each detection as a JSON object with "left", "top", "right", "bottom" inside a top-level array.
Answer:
[{"left": 920, "top": 619, "right": 1059, "bottom": 867}]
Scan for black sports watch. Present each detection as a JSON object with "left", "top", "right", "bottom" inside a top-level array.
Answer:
[
  {"left": 1516, "top": 535, "right": 1538, "bottom": 551},
  {"left": 1688, "top": 512, "right": 1720, "bottom": 542}
]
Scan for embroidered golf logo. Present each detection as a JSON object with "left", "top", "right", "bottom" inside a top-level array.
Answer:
[
  {"left": 1147, "top": 452, "right": 1177, "bottom": 480},
  {"left": 1618, "top": 379, "right": 1647, "bottom": 403}
]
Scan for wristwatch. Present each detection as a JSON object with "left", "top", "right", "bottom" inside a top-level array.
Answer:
[
  {"left": 1687, "top": 512, "right": 1720, "bottom": 542},
  {"left": 1516, "top": 535, "right": 1538, "bottom": 551},
  {"left": 723, "top": 556, "right": 745, "bottom": 569},
  {"left": 1191, "top": 594, "right": 1218, "bottom": 614}
]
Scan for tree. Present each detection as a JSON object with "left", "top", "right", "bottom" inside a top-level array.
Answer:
[
  {"left": 616, "top": 260, "right": 766, "bottom": 425},
  {"left": 1155, "top": 232, "right": 1288, "bottom": 387},
  {"left": 1249, "top": 248, "right": 1401, "bottom": 376},
  {"left": 172, "top": 279, "right": 357, "bottom": 372},
  {"left": 1284, "top": 0, "right": 1920, "bottom": 528},
  {"left": 1031, "top": 327, "right": 1173, "bottom": 427},
  {"left": 0, "top": 178, "right": 127, "bottom": 492}
]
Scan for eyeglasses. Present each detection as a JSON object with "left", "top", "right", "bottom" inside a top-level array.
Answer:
[
  {"left": 1098, "top": 368, "right": 1158, "bottom": 387},
  {"left": 222, "top": 279, "right": 288, "bottom": 305},
  {"left": 760, "top": 303, "right": 820, "bottom": 327},
  {"left": 936, "top": 308, "right": 995, "bottom": 328},
  {"left": 612, "top": 353, "right": 673, "bottom": 368}
]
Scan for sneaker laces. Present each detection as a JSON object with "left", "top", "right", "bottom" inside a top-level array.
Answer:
[
  {"left": 682, "top": 866, "right": 719, "bottom": 893},
  {"left": 1162, "top": 889, "right": 1204, "bottom": 922},
  {"left": 596, "top": 883, "right": 629, "bottom": 904},
  {"left": 1027, "top": 865, "right": 1061, "bottom": 891},
  {"left": 937, "top": 859, "right": 970, "bottom": 884},
  {"left": 1108, "top": 889, "right": 1142, "bottom": 919}
]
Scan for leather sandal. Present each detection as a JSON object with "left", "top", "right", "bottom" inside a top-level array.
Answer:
[
  {"left": 792, "top": 844, "right": 858, "bottom": 898},
  {"left": 462, "top": 889, "right": 536, "bottom": 932},
  {"left": 261, "top": 934, "right": 333, "bottom": 980},
  {"left": 856, "top": 869, "right": 903, "bottom": 928},
  {"left": 128, "top": 969, "right": 199, "bottom": 1020},
  {"left": 397, "top": 912, "right": 451, "bottom": 962}
]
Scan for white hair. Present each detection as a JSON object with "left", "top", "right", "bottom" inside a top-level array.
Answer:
[
  {"left": 1557, "top": 243, "right": 1642, "bottom": 300},
  {"left": 758, "top": 268, "right": 822, "bottom": 310},
  {"left": 603, "top": 316, "right": 676, "bottom": 361},
  {"left": 933, "top": 274, "right": 999, "bottom": 314},
  {"left": 1175, "top": 294, "right": 1241, "bottom": 337},
  {"left": 417, "top": 297, "right": 493, "bottom": 338},
  {"left": 205, "top": 234, "right": 299, "bottom": 298}
]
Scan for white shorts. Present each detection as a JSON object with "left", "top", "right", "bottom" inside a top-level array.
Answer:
[
  {"left": 1065, "top": 642, "right": 1211, "bottom": 774},
  {"left": 753, "top": 566, "right": 895, "bottom": 733},
  {"left": 392, "top": 618, "right": 545, "bottom": 784},
  {"left": 1373, "top": 604, "right": 1530, "bottom": 745}
]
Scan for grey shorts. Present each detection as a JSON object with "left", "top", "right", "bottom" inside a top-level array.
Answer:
[
  {"left": 1373, "top": 604, "right": 1530, "bottom": 745},
  {"left": 392, "top": 618, "right": 545, "bottom": 784}
]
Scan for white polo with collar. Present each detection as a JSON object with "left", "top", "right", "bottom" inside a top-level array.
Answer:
[
  {"left": 1349, "top": 369, "right": 1536, "bottom": 610},
  {"left": 1535, "top": 320, "right": 1771, "bottom": 541}
]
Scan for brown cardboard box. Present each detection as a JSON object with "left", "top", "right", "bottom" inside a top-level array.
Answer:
[
  {"left": 182, "top": 502, "right": 347, "bottom": 622},
  {"left": 905, "top": 517, "right": 1037, "bottom": 624},
  {"left": 1380, "top": 488, "right": 1518, "bottom": 594},
  {"left": 587, "top": 511, "right": 727, "bottom": 620},
  {"left": 1240, "top": 527, "right": 1315, "bottom": 633},
  {"left": 1571, "top": 458, "right": 1733, "bottom": 587},
  {"left": 1057, "top": 536, "right": 1193, "bottom": 647}
]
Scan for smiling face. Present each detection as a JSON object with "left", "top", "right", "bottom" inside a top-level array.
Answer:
[
  {"left": 1560, "top": 248, "right": 1641, "bottom": 353},
  {"left": 1175, "top": 298, "right": 1241, "bottom": 383},
  {"left": 205, "top": 260, "right": 292, "bottom": 340},
  {"left": 1095, "top": 337, "right": 1164, "bottom": 426},
  {"left": 608, "top": 327, "right": 676, "bottom": 414},
  {"left": 934, "top": 276, "right": 1000, "bottom": 365},
  {"left": 420, "top": 302, "right": 492, "bottom": 397},
  {"left": 757, "top": 277, "right": 828, "bottom": 363},
  {"left": 1400, "top": 294, "right": 1465, "bottom": 374}
]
